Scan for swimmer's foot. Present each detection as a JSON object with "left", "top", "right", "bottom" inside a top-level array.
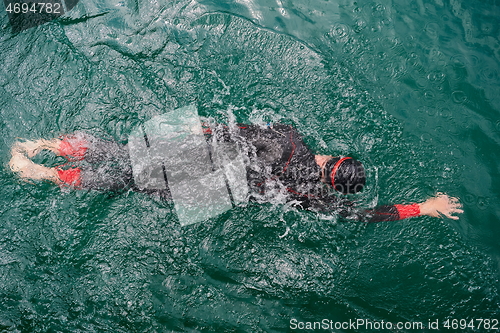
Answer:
[
  {"left": 12, "top": 139, "right": 60, "bottom": 157},
  {"left": 9, "top": 150, "right": 38, "bottom": 178},
  {"left": 12, "top": 140, "right": 40, "bottom": 158},
  {"left": 9, "top": 144, "right": 60, "bottom": 182}
]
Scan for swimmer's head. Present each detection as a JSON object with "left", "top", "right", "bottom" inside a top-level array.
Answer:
[{"left": 324, "top": 157, "right": 366, "bottom": 194}]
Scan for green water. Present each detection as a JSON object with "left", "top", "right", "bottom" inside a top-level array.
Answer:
[{"left": 0, "top": 0, "right": 499, "bottom": 332}]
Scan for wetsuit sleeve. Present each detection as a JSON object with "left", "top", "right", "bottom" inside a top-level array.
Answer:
[
  {"left": 301, "top": 194, "right": 421, "bottom": 222},
  {"left": 363, "top": 203, "right": 421, "bottom": 222}
]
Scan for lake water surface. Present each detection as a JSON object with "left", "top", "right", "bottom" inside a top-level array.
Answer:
[{"left": 0, "top": 0, "right": 499, "bottom": 331}]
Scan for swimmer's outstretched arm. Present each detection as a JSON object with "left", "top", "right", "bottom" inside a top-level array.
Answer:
[{"left": 366, "top": 193, "right": 463, "bottom": 222}]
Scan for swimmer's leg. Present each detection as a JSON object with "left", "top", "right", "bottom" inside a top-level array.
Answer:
[
  {"left": 14, "top": 132, "right": 91, "bottom": 161},
  {"left": 9, "top": 144, "right": 60, "bottom": 183},
  {"left": 13, "top": 139, "right": 62, "bottom": 157}
]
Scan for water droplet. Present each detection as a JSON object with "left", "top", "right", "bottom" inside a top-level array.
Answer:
[
  {"left": 354, "top": 19, "right": 367, "bottom": 33},
  {"left": 391, "top": 62, "right": 407, "bottom": 78},
  {"left": 481, "top": 67, "right": 499, "bottom": 83},
  {"left": 439, "top": 108, "right": 452, "bottom": 118},
  {"left": 371, "top": 3, "right": 386, "bottom": 17},
  {"left": 481, "top": 22, "right": 493, "bottom": 33},
  {"left": 407, "top": 52, "right": 420, "bottom": 66},
  {"left": 452, "top": 91, "right": 467, "bottom": 104},
  {"left": 425, "top": 23, "right": 439, "bottom": 39},
  {"left": 428, "top": 71, "right": 446, "bottom": 82},
  {"left": 464, "top": 194, "right": 475, "bottom": 205},
  {"left": 477, "top": 197, "right": 489, "bottom": 210},
  {"left": 468, "top": 55, "right": 480, "bottom": 67},
  {"left": 450, "top": 55, "right": 467, "bottom": 68},
  {"left": 331, "top": 24, "right": 350, "bottom": 38},
  {"left": 424, "top": 90, "right": 435, "bottom": 101},
  {"left": 450, "top": 148, "right": 462, "bottom": 158},
  {"left": 417, "top": 120, "right": 427, "bottom": 128},
  {"left": 420, "top": 133, "right": 432, "bottom": 142},
  {"left": 425, "top": 107, "right": 437, "bottom": 117}
]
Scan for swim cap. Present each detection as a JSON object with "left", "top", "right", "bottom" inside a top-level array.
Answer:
[{"left": 324, "top": 157, "right": 366, "bottom": 194}]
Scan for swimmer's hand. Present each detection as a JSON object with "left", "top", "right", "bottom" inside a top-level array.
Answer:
[{"left": 418, "top": 193, "right": 464, "bottom": 220}]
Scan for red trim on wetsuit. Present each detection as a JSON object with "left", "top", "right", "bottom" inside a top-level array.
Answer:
[
  {"left": 57, "top": 168, "right": 82, "bottom": 187},
  {"left": 394, "top": 203, "right": 420, "bottom": 220},
  {"left": 330, "top": 157, "right": 352, "bottom": 187},
  {"left": 59, "top": 135, "right": 88, "bottom": 160}
]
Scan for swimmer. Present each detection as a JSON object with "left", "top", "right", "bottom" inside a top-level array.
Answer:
[{"left": 8, "top": 123, "right": 463, "bottom": 222}]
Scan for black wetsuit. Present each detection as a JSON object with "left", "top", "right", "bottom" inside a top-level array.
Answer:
[
  {"left": 218, "top": 124, "right": 349, "bottom": 210},
  {"left": 57, "top": 125, "right": 408, "bottom": 222}
]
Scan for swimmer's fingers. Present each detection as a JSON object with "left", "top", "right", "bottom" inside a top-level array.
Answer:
[
  {"left": 447, "top": 196, "right": 462, "bottom": 207},
  {"left": 449, "top": 198, "right": 462, "bottom": 212},
  {"left": 443, "top": 211, "right": 461, "bottom": 220},
  {"left": 449, "top": 206, "right": 464, "bottom": 218},
  {"left": 448, "top": 197, "right": 463, "bottom": 214},
  {"left": 441, "top": 198, "right": 464, "bottom": 220},
  {"left": 435, "top": 210, "right": 459, "bottom": 220}
]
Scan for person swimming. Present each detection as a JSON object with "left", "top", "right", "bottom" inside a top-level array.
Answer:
[{"left": 8, "top": 121, "right": 463, "bottom": 223}]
